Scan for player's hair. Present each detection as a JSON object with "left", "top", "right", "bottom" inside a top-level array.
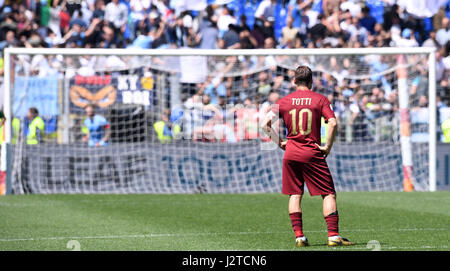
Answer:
[
  {"left": 85, "top": 103, "right": 96, "bottom": 110},
  {"left": 294, "top": 65, "right": 313, "bottom": 87},
  {"left": 29, "top": 107, "right": 39, "bottom": 117}
]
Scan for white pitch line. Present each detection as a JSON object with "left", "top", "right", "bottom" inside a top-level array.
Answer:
[{"left": 0, "top": 227, "right": 449, "bottom": 242}]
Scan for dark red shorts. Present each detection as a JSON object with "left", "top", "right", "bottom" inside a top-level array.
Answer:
[{"left": 282, "top": 159, "right": 335, "bottom": 196}]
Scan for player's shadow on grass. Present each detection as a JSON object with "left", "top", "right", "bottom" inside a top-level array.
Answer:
[{"left": 295, "top": 241, "right": 373, "bottom": 248}]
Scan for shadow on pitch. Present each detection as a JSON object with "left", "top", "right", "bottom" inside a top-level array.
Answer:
[{"left": 295, "top": 241, "right": 375, "bottom": 249}]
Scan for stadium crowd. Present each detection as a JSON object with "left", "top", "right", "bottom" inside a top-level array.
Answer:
[{"left": 0, "top": 0, "right": 450, "bottom": 143}]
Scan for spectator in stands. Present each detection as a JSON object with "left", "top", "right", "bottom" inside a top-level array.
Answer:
[
  {"left": 442, "top": 117, "right": 450, "bottom": 143},
  {"left": 0, "top": 11, "right": 17, "bottom": 38},
  {"left": 221, "top": 23, "right": 240, "bottom": 49},
  {"left": 148, "top": 11, "right": 168, "bottom": 49},
  {"left": 413, "top": 95, "right": 429, "bottom": 111},
  {"left": 262, "top": 91, "right": 281, "bottom": 108},
  {"left": 411, "top": 67, "right": 429, "bottom": 106},
  {"left": 288, "top": 0, "right": 310, "bottom": 37},
  {"left": 167, "top": 14, "right": 187, "bottom": 47},
  {"left": 410, "top": 95, "right": 430, "bottom": 142},
  {"left": 436, "top": 17, "right": 450, "bottom": 47},
  {"left": 198, "top": 11, "right": 219, "bottom": 49},
  {"left": 130, "top": 0, "right": 151, "bottom": 25},
  {"left": 239, "top": 27, "right": 258, "bottom": 49},
  {"left": 339, "top": 9, "right": 352, "bottom": 35},
  {"left": 382, "top": 4, "right": 402, "bottom": 31},
  {"left": 422, "top": 30, "right": 440, "bottom": 48},
  {"left": 392, "top": 27, "right": 418, "bottom": 47},
  {"left": 129, "top": 22, "right": 153, "bottom": 49},
  {"left": 207, "top": 95, "right": 237, "bottom": 143},
  {"left": 359, "top": 6, "right": 377, "bottom": 35},
  {"left": 92, "top": 0, "right": 106, "bottom": 21},
  {"left": 257, "top": 71, "right": 272, "bottom": 96},
  {"left": 65, "top": 19, "right": 88, "bottom": 48},
  {"left": 347, "top": 16, "right": 369, "bottom": 46},
  {"left": 260, "top": 17, "right": 276, "bottom": 41},
  {"left": 349, "top": 92, "right": 370, "bottom": 142},
  {"left": 217, "top": 6, "right": 237, "bottom": 35},
  {"left": 255, "top": 0, "right": 277, "bottom": 24},
  {"left": 281, "top": 16, "right": 299, "bottom": 48},
  {"left": 104, "top": 0, "right": 128, "bottom": 31},
  {"left": 203, "top": 76, "right": 227, "bottom": 105},
  {"left": 99, "top": 24, "right": 117, "bottom": 48},
  {"left": 26, "top": 107, "right": 45, "bottom": 145},
  {"left": 303, "top": 1, "right": 319, "bottom": 29},
  {"left": 0, "top": 29, "right": 17, "bottom": 50},
  {"left": 191, "top": 93, "right": 218, "bottom": 142},
  {"left": 82, "top": 104, "right": 110, "bottom": 147},
  {"left": 249, "top": 17, "right": 266, "bottom": 48},
  {"left": 309, "top": 14, "right": 327, "bottom": 43},
  {"left": 154, "top": 108, "right": 180, "bottom": 143},
  {"left": 235, "top": 97, "right": 259, "bottom": 141},
  {"left": 0, "top": 108, "right": 5, "bottom": 140}
]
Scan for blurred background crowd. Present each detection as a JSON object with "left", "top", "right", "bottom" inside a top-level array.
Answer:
[
  {"left": 0, "top": 0, "right": 450, "bottom": 144},
  {"left": 0, "top": 0, "right": 449, "bottom": 51}
]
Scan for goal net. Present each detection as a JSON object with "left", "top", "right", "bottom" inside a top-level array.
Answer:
[{"left": 1, "top": 48, "right": 437, "bottom": 194}]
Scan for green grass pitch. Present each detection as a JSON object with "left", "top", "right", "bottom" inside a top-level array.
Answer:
[{"left": 0, "top": 192, "right": 449, "bottom": 251}]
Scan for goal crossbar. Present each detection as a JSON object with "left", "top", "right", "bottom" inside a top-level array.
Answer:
[{"left": 4, "top": 47, "right": 436, "bottom": 56}]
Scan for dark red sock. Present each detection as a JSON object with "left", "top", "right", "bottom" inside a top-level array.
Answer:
[
  {"left": 325, "top": 211, "right": 339, "bottom": 237},
  {"left": 289, "top": 212, "right": 304, "bottom": 238}
]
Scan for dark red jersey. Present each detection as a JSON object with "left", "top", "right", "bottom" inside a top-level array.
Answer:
[{"left": 273, "top": 88, "right": 335, "bottom": 163}]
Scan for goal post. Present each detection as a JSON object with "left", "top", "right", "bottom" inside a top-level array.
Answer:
[{"left": 1, "top": 47, "right": 437, "bottom": 194}]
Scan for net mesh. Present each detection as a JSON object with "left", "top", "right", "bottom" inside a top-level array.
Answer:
[{"left": 7, "top": 50, "right": 432, "bottom": 193}]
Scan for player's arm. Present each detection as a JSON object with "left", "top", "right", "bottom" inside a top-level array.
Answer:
[
  {"left": 315, "top": 97, "right": 337, "bottom": 157},
  {"left": 98, "top": 116, "right": 110, "bottom": 146},
  {"left": 101, "top": 124, "right": 111, "bottom": 144},
  {"left": 315, "top": 117, "right": 337, "bottom": 158},
  {"left": 261, "top": 106, "right": 287, "bottom": 150},
  {"left": 82, "top": 132, "right": 90, "bottom": 142}
]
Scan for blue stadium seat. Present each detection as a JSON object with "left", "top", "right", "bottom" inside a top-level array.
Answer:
[
  {"left": 244, "top": 1, "right": 258, "bottom": 30},
  {"left": 311, "top": 0, "right": 323, "bottom": 14},
  {"left": 424, "top": 17, "right": 433, "bottom": 33},
  {"left": 366, "top": 0, "right": 385, "bottom": 24},
  {"left": 446, "top": 1, "right": 450, "bottom": 18},
  {"left": 226, "top": 0, "right": 240, "bottom": 15},
  {"left": 274, "top": 2, "right": 287, "bottom": 40}
]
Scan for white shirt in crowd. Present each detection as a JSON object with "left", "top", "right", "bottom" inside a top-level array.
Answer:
[
  {"left": 105, "top": 1, "right": 129, "bottom": 29},
  {"left": 130, "top": 0, "right": 152, "bottom": 22},
  {"left": 305, "top": 9, "right": 319, "bottom": 28},
  {"left": 340, "top": 0, "right": 361, "bottom": 17},
  {"left": 436, "top": 27, "right": 450, "bottom": 46},
  {"left": 255, "top": 0, "right": 276, "bottom": 20},
  {"left": 393, "top": 37, "right": 419, "bottom": 47},
  {"left": 217, "top": 13, "right": 237, "bottom": 32}
]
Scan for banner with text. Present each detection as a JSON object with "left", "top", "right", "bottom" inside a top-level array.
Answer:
[
  {"left": 69, "top": 71, "right": 156, "bottom": 114},
  {"left": 10, "top": 142, "right": 438, "bottom": 194}
]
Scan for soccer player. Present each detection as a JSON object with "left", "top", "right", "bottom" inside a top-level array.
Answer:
[{"left": 263, "top": 65, "right": 354, "bottom": 247}]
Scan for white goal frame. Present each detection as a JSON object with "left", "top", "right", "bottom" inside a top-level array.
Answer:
[{"left": 1, "top": 47, "right": 437, "bottom": 192}]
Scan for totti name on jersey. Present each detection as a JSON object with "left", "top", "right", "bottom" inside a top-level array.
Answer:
[{"left": 291, "top": 98, "right": 312, "bottom": 106}]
